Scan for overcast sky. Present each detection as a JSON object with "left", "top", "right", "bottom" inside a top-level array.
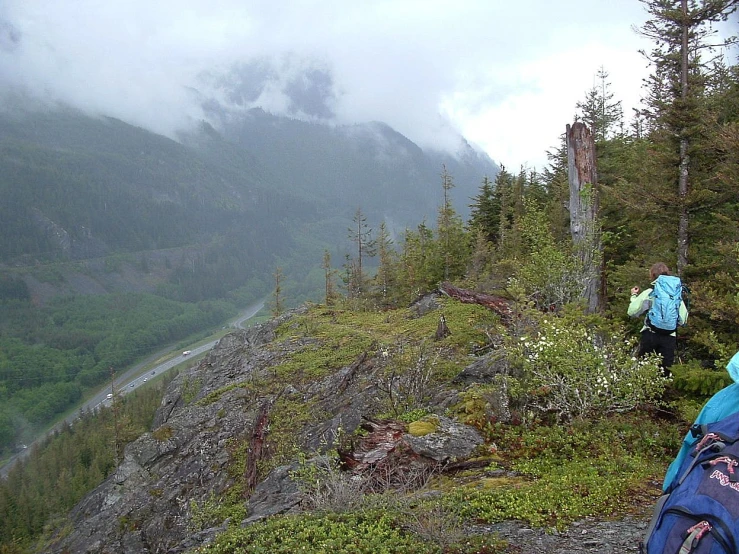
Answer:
[{"left": 1, "top": 1, "right": 730, "bottom": 170}]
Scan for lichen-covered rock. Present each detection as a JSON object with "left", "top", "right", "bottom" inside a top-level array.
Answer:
[
  {"left": 404, "top": 416, "right": 482, "bottom": 462},
  {"left": 47, "top": 318, "right": 300, "bottom": 554},
  {"left": 453, "top": 350, "right": 514, "bottom": 385}
]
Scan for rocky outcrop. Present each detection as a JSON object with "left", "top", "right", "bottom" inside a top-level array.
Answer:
[
  {"left": 47, "top": 308, "right": 484, "bottom": 554},
  {"left": 47, "top": 313, "right": 297, "bottom": 554}
]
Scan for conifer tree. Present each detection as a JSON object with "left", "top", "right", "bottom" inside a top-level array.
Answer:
[
  {"left": 636, "top": 0, "right": 738, "bottom": 273},
  {"left": 467, "top": 227, "right": 494, "bottom": 286},
  {"left": 436, "top": 166, "right": 469, "bottom": 282},
  {"left": 347, "top": 208, "right": 376, "bottom": 297},
  {"left": 468, "top": 175, "right": 501, "bottom": 244},
  {"left": 492, "top": 168, "right": 517, "bottom": 258},
  {"left": 321, "top": 250, "right": 338, "bottom": 306},
  {"left": 576, "top": 66, "right": 624, "bottom": 142},
  {"left": 541, "top": 135, "right": 571, "bottom": 243},
  {"left": 372, "top": 222, "right": 397, "bottom": 308},
  {"left": 397, "top": 222, "right": 435, "bottom": 303},
  {"left": 271, "top": 267, "right": 284, "bottom": 317}
]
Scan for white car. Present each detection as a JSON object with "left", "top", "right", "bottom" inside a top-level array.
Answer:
[
  {"left": 182, "top": 350, "right": 191, "bottom": 356},
  {"left": 106, "top": 393, "right": 113, "bottom": 399}
]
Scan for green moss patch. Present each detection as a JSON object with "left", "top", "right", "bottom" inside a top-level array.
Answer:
[{"left": 408, "top": 416, "right": 440, "bottom": 437}]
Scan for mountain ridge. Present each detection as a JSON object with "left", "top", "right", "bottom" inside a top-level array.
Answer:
[{"left": 0, "top": 103, "right": 497, "bottom": 303}]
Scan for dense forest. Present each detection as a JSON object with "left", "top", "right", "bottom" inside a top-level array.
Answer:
[
  {"left": 0, "top": 0, "right": 737, "bottom": 552},
  {"left": 0, "top": 291, "right": 239, "bottom": 448},
  {"left": 0, "top": 376, "right": 172, "bottom": 550}
]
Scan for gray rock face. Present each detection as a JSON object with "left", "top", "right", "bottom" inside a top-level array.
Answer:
[
  {"left": 48, "top": 316, "right": 298, "bottom": 554},
  {"left": 47, "top": 309, "right": 470, "bottom": 554},
  {"left": 453, "top": 350, "right": 513, "bottom": 385},
  {"left": 244, "top": 462, "right": 302, "bottom": 524}
]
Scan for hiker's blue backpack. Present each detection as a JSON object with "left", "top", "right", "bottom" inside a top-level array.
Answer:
[
  {"left": 640, "top": 411, "right": 739, "bottom": 553},
  {"left": 647, "top": 275, "right": 683, "bottom": 335}
]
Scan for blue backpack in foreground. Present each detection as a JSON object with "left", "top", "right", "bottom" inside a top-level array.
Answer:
[
  {"left": 647, "top": 275, "right": 684, "bottom": 335},
  {"left": 640, "top": 411, "right": 739, "bottom": 553}
]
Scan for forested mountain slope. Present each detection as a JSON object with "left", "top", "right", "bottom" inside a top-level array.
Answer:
[
  {"left": 0, "top": 102, "right": 497, "bottom": 458},
  {"left": 0, "top": 104, "right": 497, "bottom": 296},
  {"left": 0, "top": 107, "right": 306, "bottom": 269},
  {"left": 190, "top": 107, "right": 498, "bottom": 226}
]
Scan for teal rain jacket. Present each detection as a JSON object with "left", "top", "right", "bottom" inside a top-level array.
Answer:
[{"left": 662, "top": 351, "right": 739, "bottom": 491}]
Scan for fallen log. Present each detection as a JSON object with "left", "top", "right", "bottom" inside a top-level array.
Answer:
[{"left": 439, "top": 282, "right": 513, "bottom": 321}]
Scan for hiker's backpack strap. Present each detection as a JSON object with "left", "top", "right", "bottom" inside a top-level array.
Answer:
[{"left": 678, "top": 521, "right": 711, "bottom": 554}]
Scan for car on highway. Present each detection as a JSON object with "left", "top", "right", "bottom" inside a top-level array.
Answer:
[
  {"left": 182, "top": 350, "right": 191, "bottom": 356},
  {"left": 106, "top": 393, "right": 113, "bottom": 399}
]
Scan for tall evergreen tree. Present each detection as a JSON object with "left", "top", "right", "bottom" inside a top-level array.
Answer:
[
  {"left": 576, "top": 67, "right": 625, "bottom": 142},
  {"left": 467, "top": 227, "right": 494, "bottom": 287},
  {"left": 396, "top": 222, "right": 435, "bottom": 303},
  {"left": 347, "top": 207, "right": 377, "bottom": 297},
  {"left": 637, "top": 0, "right": 738, "bottom": 273},
  {"left": 271, "top": 267, "right": 284, "bottom": 317},
  {"left": 436, "top": 166, "right": 469, "bottom": 282},
  {"left": 321, "top": 250, "right": 338, "bottom": 306},
  {"left": 493, "top": 167, "right": 518, "bottom": 258},
  {"left": 468, "top": 176, "right": 501, "bottom": 245},
  {"left": 541, "top": 135, "right": 571, "bottom": 243},
  {"left": 372, "top": 222, "right": 397, "bottom": 309}
]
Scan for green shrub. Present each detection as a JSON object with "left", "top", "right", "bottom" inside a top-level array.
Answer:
[
  {"left": 509, "top": 201, "right": 590, "bottom": 311},
  {"left": 194, "top": 511, "right": 440, "bottom": 554},
  {"left": 395, "top": 408, "right": 433, "bottom": 423},
  {"left": 670, "top": 358, "right": 733, "bottom": 397},
  {"left": 508, "top": 310, "right": 666, "bottom": 420},
  {"left": 446, "top": 415, "right": 680, "bottom": 529}
]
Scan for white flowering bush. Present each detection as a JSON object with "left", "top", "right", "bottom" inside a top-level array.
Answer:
[{"left": 508, "top": 313, "right": 667, "bottom": 421}]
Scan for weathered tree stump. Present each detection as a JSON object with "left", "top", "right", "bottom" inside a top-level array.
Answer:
[
  {"left": 434, "top": 315, "right": 451, "bottom": 340},
  {"left": 566, "top": 121, "right": 602, "bottom": 313}
]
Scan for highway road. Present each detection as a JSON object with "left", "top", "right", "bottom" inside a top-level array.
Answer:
[{"left": 0, "top": 299, "right": 265, "bottom": 478}]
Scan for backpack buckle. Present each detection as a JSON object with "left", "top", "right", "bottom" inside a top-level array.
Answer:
[
  {"left": 679, "top": 521, "right": 711, "bottom": 554},
  {"left": 694, "top": 433, "right": 724, "bottom": 454},
  {"left": 708, "top": 456, "right": 739, "bottom": 482}
]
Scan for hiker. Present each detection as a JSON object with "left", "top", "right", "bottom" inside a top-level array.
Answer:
[
  {"left": 628, "top": 262, "right": 688, "bottom": 374},
  {"left": 661, "top": 350, "right": 739, "bottom": 492}
]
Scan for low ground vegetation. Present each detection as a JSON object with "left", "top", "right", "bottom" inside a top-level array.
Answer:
[
  {"left": 0, "top": 299, "right": 727, "bottom": 553},
  {"left": 188, "top": 301, "right": 690, "bottom": 554}
]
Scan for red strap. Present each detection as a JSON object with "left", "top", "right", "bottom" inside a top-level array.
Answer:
[{"left": 679, "top": 521, "right": 711, "bottom": 554}]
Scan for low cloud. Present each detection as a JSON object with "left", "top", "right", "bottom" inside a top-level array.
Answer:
[{"left": 1, "top": 0, "right": 664, "bottom": 167}]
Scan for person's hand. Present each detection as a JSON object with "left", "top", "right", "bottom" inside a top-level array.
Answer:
[{"left": 631, "top": 286, "right": 640, "bottom": 296}]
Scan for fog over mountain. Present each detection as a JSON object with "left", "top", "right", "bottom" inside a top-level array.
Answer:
[
  {"left": 0, "top": 0, "right": 664, "bottom": 169},
  {"left": 0, "top": 0, "right": 503, "bottom": 255},
  {"left": 0, "top": 2, "right": 481, "bottom": 158}
]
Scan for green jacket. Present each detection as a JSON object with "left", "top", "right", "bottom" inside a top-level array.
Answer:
[{"left": 627, "top": 280, "right": 688, "bottom": 336}]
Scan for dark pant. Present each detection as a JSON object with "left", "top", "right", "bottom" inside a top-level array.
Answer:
[{"left": 638, "top": 329, "right": 676, "bottom": 375}]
